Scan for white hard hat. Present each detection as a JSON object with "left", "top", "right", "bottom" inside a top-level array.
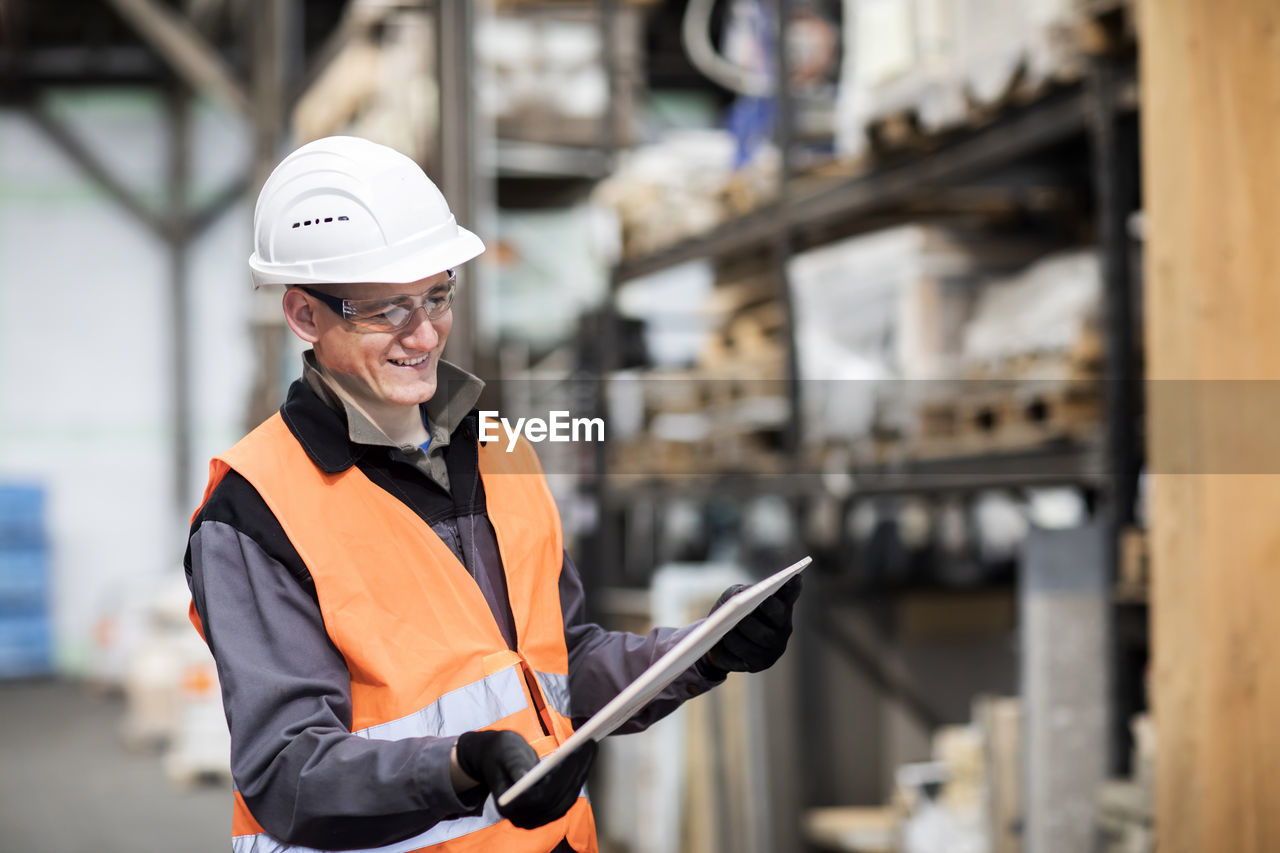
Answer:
[{"left": 248, "top": 136, "right": 484, "bottom": 288}]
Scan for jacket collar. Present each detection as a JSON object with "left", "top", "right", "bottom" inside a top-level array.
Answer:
[{"left": 282, "top": 352, "right": 484, "bottom": 474}]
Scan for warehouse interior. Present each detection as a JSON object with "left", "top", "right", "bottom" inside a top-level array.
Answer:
[{"left": 0, "top": 0, "right": 1274, "bottom": 851}]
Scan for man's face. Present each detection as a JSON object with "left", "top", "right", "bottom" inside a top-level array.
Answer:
[{"left": 306, "top": 271, "right": 454, "bottom": 409}]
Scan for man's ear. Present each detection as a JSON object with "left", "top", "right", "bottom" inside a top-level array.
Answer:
[{"left": 282, "top": 287, "right": 322, "bottom": 343}]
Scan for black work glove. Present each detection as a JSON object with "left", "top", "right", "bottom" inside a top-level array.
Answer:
[
  {"left": 695, "top": 575, "right": 802, "bottom": 681},
  {"left": 455, "top": 730, "right": 597, "bottom": 830}
]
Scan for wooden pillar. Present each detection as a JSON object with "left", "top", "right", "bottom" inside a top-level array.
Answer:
[{"left": 1142, "top": 0, "right": 1280, "bottom": 849}]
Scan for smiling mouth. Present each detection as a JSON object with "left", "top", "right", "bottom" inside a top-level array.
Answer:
[{"left": 389, "top": 353, "right": 429, "bottom": 367}]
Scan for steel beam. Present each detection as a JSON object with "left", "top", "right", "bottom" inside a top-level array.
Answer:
[
  {"left": 23, "top": 101, "right": 170, "bottom": 241},
  {"left": 189, "top": 172, "right": 250, "bottom": 237},
  {"left": 101, "top": 0, "right": 250, "bottom": 116},
  {"left": 1087, "top": 58, "right": 1143, "bottom": 778},
  {"left": 610, "top": 84, "right": 1103, "bottom": 286}
]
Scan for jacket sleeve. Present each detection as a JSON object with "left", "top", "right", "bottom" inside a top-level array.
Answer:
[
  {"left": 187, "top": 492, "right": 485, "bottom": 848},
  {"left": 559, "top": 550, "right": 721, "bottom": 733}
]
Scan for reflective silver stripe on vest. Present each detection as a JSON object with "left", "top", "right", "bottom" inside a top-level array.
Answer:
[
  {"left": 353, "top": 665, "right": 528, "bottom": 741},
  {"left": 534, "top": 670, "right": 572, "bottom": 720},
  {"left": 230, "top": 667, "right": 534, "bottom": 852},
  {"left": 231, "top": 800, "right": 509, "bottom": 853}
]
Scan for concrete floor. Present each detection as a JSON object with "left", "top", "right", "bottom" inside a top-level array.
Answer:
[{"left": 0, "top": 679, "right": 228, "bottom": 852}]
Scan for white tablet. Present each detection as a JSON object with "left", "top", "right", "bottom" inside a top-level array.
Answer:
[{"left": 497, "top": 555, "right": 811, "bottom": 809}]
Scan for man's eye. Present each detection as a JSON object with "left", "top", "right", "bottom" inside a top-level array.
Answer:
[
  {"left": 374, "top": 305, "right": 411, "bottom": 325},
  {"left": 349, "top": 302, "right": 400, "bottom": 322}
]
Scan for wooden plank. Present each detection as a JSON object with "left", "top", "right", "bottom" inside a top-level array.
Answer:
[
  {"left": 803, "top": 806, "right": 900, "bottom": 852},
  {"left": 1141, "top": 0, "right": 1280, "bottom": 849},
  {"left": 976, "top": 696, "right": 1023, "bottom": 853}
]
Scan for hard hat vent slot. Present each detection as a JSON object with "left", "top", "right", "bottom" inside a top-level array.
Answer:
[{"left": 291, "top": 215, "right": 351, "bottom": 229}]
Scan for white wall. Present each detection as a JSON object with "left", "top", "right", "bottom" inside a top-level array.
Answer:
[{"left": 0, "top": 90, "right": 254, "bottom": 674}]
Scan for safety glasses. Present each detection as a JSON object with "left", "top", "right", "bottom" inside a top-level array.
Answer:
[{"left": 301, "top": 271, "right": 456, "bottom": 332}]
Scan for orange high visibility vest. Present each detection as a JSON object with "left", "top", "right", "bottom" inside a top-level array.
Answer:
[{"left": 193, "top": 413, "right": 598, "bottom": 853}]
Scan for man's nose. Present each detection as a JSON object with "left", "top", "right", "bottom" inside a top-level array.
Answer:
[{"left": 399, "top": 306, "right": 441, "bottom": 348}]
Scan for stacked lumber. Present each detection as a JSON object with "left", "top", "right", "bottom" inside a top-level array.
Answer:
[
  {"left": 905, "top": 248, "right": 1105, "bottom": 457},
  {"left": 910, "top": 376, "right": 1103, "bottom": 458},
  {"left": 835, "top": 0, "right": 1136, "bottom": 161},
  {"left": 609, "top": 265, "right": 790, "bottom": 478},
  {"left": 593, "top": 135, "right": 779, "bottom": 261},
  {"left": 608, "top": 363, "right": 790, "bottom": 479},
  {"left": 804, "top": 807, "right": 903, "bottom": 852},
  {"left": 804, "top": 696, "right": 1024, "bottom": 852},
  {"left": 293, "top": 8, "right": 435, "bottom": 162},
  {"left": 790, "top": 226, "right": 1092, "bottom": 465}
]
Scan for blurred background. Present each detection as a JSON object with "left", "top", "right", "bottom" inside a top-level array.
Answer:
[{"left": 0, "top": 0, "right": 1273, "bottom": 851}]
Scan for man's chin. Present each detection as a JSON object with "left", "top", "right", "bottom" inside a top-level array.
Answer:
[{"left": 395, "top": 379, "right": 437, "bottom": 407}]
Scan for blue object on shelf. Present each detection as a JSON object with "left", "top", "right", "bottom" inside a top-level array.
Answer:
[
  {"left": 0, "top": 484, "right": 47, "bottom": 549},
  {"left": 0, "top": 614, "right": 54, "bottom": 678},
  {"left": 0, "top": 548, "right": 49, "bottom": 615}
]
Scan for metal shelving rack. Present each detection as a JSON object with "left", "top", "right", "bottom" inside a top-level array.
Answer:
[
  {"left": 593, "top": 71, "right": 1141, "bottom": 545},
  {"left": 586, "top": 2, "right": 1145, "bottom": 815}
]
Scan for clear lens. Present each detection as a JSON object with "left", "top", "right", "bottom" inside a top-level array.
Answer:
[{"left": 342, "top": 279, "right": 456, "bottom": 331}]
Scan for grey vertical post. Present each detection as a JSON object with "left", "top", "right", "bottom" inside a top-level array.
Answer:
[
  {"left": 1021, "top": 522, "right": 1112, "bottom": 853},
  {"left": 599, "top": 0, "right": 619, "bottom": 159},
  {"left": 435, "top": 0, "right": 478, "bottom": 372},
  {"left": 169, "top": 84, "right": 192, "bottom": 510},
  {"left": 243, "top": 0, "right": 291, "bottom": 429}
]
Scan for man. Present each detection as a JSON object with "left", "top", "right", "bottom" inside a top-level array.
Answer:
[{"left": 185, "top": 136, "right": 801, "bottom": 853}]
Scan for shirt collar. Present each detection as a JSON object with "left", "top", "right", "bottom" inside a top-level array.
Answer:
[{"left": 289, "top": 350, "right": 485, "bottom": 471}]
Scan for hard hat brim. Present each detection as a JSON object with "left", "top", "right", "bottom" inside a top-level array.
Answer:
[{"left": 249, "top": 225, "right": 485, "bottom": 288}]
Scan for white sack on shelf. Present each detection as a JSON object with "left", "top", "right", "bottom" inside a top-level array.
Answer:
[
  {"left": 543, "top": 19, "right": 602, "bottom": 70},
  {"left": 835, "top": 0, "right": 966, "bottom": 158},
  {"left": 954, "top": 0, "right": 1027, "bottom": 106},
  {"left": 787, "top": 225, "right": 982, "bottom": 443},
  {"left": 836, "top": 0, "right": 1082, "bottom": 157},
  {"left": 954, "top": 0, "right": 1079, "bottom": 105},
  {"left": 961, "top": 248, "right": 1100, "bottom": 366},
  {"left": 547, "top": 67, "right": 610, "bottom": 119},
  {"left": 795, "top": 335, "right": 885, "bottom": 442},
  {"left": 913, "top": 0, "right": 969, "bottom": 131},
  {"left": 616, "top": 261, "right": 715, "bottom": 367},
  {"left": 477, "top": 16, "right": 605, "bottom": 120},
  {"left": 593, "top": 131, "right": 731, "bottom": 254}
]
